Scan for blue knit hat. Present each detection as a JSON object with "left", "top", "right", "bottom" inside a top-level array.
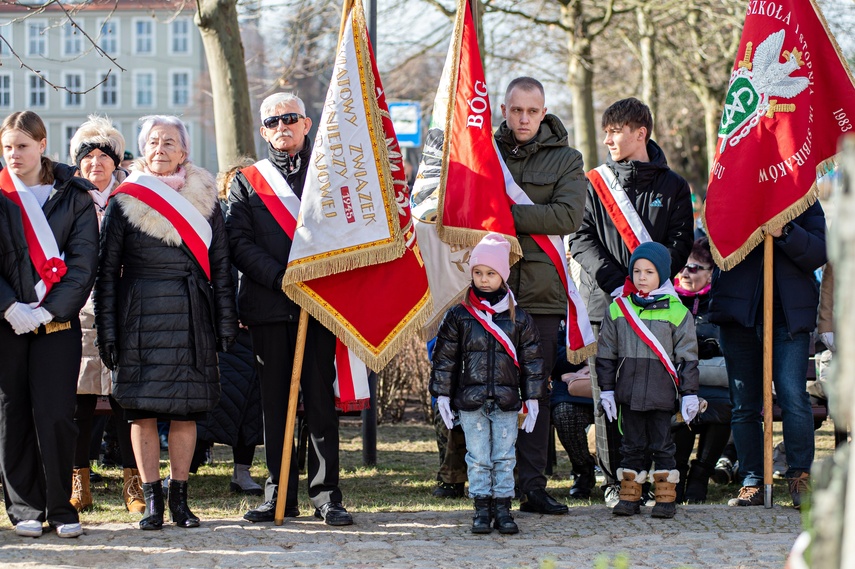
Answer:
[{"left": 629, "top": 242, "right": 671, "bottom": 288}]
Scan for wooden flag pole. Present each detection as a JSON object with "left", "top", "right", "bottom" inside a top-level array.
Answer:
[
  {"left": 763, "top": 234, "right": 774, "bottom": 508},
  {"left": 274, "top": 308, "right": 309, "bottom": 525}
]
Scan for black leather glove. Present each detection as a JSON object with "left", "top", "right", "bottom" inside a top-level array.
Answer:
[
  {"left": 218, "top": 336, "right": 235, "bottom": 353},
  {"left": 100, "top": 343, "right": 118, "bottom": 370}
]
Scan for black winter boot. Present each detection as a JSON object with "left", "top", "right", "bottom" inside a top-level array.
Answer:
[
  {"left": 139, "top": 480, "right": 164, "bottom": 530},
  {"left": 492, "top": 497, "right": 519, "bottom": 534},
  {"left": 168, "top": 479, "right": 200, "bottom": 528},
  {"left": 674, "top": 464, "right": 690, "bottom": 503},
  {"left": 471, "top": 497, "right": 493, "bottom": 534},
  {"left": 684, "top": 460, "right": 715, "bottom": 504},
  {"left": 569, "top": 464, "right": 596, "bottom": 499}
]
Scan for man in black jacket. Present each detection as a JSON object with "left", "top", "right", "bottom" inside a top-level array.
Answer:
[
  {"left": 226, "top": 93, "right": 352, "bottom": 526},
  {"left": 568, "top": 98, "right": 694, "bottom": 504}
]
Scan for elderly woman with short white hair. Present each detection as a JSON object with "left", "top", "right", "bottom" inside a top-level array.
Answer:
[{"left": 93, "top": 115, "right": 237, "bottom": 531}]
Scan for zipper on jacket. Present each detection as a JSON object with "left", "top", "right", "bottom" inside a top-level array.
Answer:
[{"left": 487, "top": 333, "right": 495, "bottom": 400}]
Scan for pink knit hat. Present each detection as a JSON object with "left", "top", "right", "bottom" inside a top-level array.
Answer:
[{"left": 470, "top": 232, "right": 511, "bottom": 282}]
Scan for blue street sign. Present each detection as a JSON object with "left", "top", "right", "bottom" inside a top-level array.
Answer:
[{"left": 388, "top": 101, "right": 421, "bottom": 148}]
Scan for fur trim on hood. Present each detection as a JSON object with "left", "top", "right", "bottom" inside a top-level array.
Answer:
[{"left": 114, "top": 160, "right": 217, "bottom": 246}]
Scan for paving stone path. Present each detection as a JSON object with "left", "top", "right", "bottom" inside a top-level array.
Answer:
[{"left": 0, "top": 504, "right": 802, "bottom": 569}]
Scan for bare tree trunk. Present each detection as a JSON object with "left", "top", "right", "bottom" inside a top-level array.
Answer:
[
  {"left": 561, "top": 3, "right": 598, "bottom": 169},
  {"left": 195, "top": 0, "right": 257, "bottom": 170},
  {"left": 636, "top": 6, "right": 657, "bottom": 130}
]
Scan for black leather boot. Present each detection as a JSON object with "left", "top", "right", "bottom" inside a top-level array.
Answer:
[
  {"left": 684, "top": 460, "right": 715, "bottom": 504},
  {"left": 168, "top": 479, "right": 200, "bottom": 528},
  {"left": 139, "top": 480, "right": 164, "bottom": 530},
  {"left": 569, "top": 464, "right": 596, "bottom": 499},
  {"left": 471, "top": 497, "right": 492, "bottom": 534},
  {"left": 492, "top": 497, "right": 519, "bottom": 534}
]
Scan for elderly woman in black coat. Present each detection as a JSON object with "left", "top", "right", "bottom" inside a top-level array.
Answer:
[{"left": 94, "top": 115, "right": 237, "bottom": 531}]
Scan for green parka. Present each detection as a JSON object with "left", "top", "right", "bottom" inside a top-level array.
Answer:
[{"left": 494, "top": 114, "right": 586, "bottom": 315}]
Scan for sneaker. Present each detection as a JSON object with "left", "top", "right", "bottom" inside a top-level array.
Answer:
[
  {"left": 788, "top": 472, "right": 810, "bottom": 510},
  {"left": 727, "top": 485, "right": 764, "bottom": 507},
  {"left": 15, "top": 520, "right": 43, "bottom": 538},
  {"left": 711, "top": 457, "right": 734, "bottom": 485},
  {"left": 52, "top": 522, "right": 83, "bottom": 538},
  {"left": 603, "top": 483, "right": 621, "bottom": 508}
]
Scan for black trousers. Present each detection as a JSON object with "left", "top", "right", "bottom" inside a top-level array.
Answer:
[
  {"left": 619, "top": 408, "right": 676, "bottom": 472},
  {"left": 0, "top": 318, "right": 82, "bottom": 525},
  {"left": 250, "top": 319, "right": 340, "bottom": 508},
  {"left": 515, "top": 314, "right": 561, "bottom": 495}
]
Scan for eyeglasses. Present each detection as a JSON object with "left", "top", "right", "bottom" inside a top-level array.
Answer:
[
  {"left": 681, "top": 263, "right": 711, "bottom": 274},
  {"left": 262, "top": 113, "right": 305, "bottom": 129}
]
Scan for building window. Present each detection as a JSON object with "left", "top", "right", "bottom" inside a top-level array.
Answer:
[
  {"left": 99, "top": 20, "right": 117, "bottom": 55},
  {"left": 0, "top": 27, "right": 11, "bottom": 58},
  {"left": 171, "top": 71, "right": 189, "bottom": 106},
  {"left": 134, "top": 71, "right": 154, "bottom": 107},
  {"left": 99, "top": 72, "right": 118, "bottom": 107},
  {"left": 0, "top": 74, "right": 11, "bottom": 108},
  {"left": 29, "top": 75, "right": 46, "bottom": 108},
  {"left": 64, "top": 125, "right": 77, "bottom": 162},
  {"left": 63, "top": 22, "right": 81, "bottom": 56},
  {"left": 171, "top": 18, "right": 190, "bottom": 54},
  {"left": 64, "top": 73, "right": 83, "bottom": 107},
  {"left": 134, "top": 20, "right": 153, "bottom": 54},
  {"left": 28, "top": 22, "right": 47, "bottom": 56}
]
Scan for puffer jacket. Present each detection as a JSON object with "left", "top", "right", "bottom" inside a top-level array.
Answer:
[
  {"left": 494, "top": 115, "right": 587, "bottom": 315},
  {"left": 94, "top": 162, "right": 238, "bottom": 415},
  {"left": 596, "top": 294, "right": 699, "bottom": 412},
  {"left": 0, "top": 190, "right": 38, "bottom": 312},
  {"left": 226, "top": 141, "right": 312, "bottom": 326},
  {"left": 569, "top": 141, "right": 694, "bottom": 322},
  {"left": 429, "top": 299, "right": 547, "bottom": 412}
]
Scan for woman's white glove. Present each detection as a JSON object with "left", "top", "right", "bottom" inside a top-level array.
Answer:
[
  {"left": 521, "top": 399, "right": 539, "bottom": 433},
  {"left": 437, "top": 396, "right": 454, "bottom": 430},
  {"left": 32, "top": 307, "right": 54, "bottom": 326},
  {"left": 820, "top": 332, "right": 835, "bottom": 353},
  {"left": 4, "top": 302, "right": 40, "bottom": 335},
  {"left": 600, "top": 391, "right": 617, "bottom": 422},
  {"left": 681, "top": 394, "right": 700, "bottom": 424}
]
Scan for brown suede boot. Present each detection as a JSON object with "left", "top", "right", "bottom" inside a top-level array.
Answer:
[
  {"left": 612, "top": 468, "right": 645, "bottom": 516},
  {"left": 70, "top": 467, "right": 93, "bottom": 512},
  {"left": 123, "top": 468, "right": 147, "bottom": 514},
  {"left": 651, "top": 469, "right": 679, "bottom": 519}
]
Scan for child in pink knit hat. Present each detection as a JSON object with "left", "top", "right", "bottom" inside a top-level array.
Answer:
[{"left": 429, "top": 232, "right": 547, "bottom": 535}]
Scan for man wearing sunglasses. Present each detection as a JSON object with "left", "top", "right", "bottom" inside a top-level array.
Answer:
[
  {"left": 568, "top": 97, "right": 694, "bottom": 507},
  {"left": 226, "top": 93, "right": 353, "bottom": 526}
]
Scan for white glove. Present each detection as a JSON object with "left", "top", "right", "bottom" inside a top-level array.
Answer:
[
  {"left": 600, "top": 390, "right": 617, "bottom": 422},
  {"left": 4, "top": 302, "right": 40, "bottom": 335},
  {"left": 820, "top": 332, "right": 835, "bottom": 353},
  {"left": 437, "top": 396, "right": 454, "bottom": 430},
  {"left": 681, "top": 394, "right": 700, "bottom": 424},
  {"left": 521, "top": 399, "right": 539, "bottom": 433},
  {"left": 32, "top": 306, "right": 54, "bottom": 326}
]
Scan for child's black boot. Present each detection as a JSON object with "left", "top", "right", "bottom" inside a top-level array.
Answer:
[
  {"left": 471, "top": 497, "right": 493, "bottom": 534},
  {"left": 612, "top": 468, "right": 645, "bottom": 516},
  {"left": 492, "top": 497, "right": 519, "bottom": 534},
  {"left": 651, "top": 469, "right": 679, "bottom": 519}
]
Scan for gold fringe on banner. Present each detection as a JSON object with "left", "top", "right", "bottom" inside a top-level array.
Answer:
[
  {"left": 284, "top": 240, "right": 407, "bottom": 284},
  {"left": 567, "top": 342, "right": 598, "bottom": 365},
  {"left": 436, "top": 224, "right": 523, "bottom": 264},
  {"left": 418, "top": 287, "right": 468, "bottom": 341},
  {"left": 284, "top": 281, "right": 433, "bottom": 371}
]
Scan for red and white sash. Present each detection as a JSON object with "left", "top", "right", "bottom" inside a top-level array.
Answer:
[
  {"left": 241, "top": 159, "right": 370, "bottom": 411},
  {"left": 587, "top": 165, "right": 652, "bottom": 252},
  {"left": 498, "top": 145, "right": 596, "bottom": 362},
  {"left": 615, "top": 289, "right": 679, "bottom": 387},
  {"left": 0, "top": 167, "right": 66, "bottom": 304},
  {"left": 462, "top": 288, "right": 519, "bottom": 368},
  {"left": 112, "top": 171, "right": 212, "bottom": 279}
]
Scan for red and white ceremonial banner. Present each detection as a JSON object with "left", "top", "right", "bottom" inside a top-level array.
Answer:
[
  {"left": 413, "top": 0, "right": 595, "bottom": 362},
  {"left": 704, "top": 0, "right": 855, "bottom": 269},
  {"left": 281, "top": 0, "right": 431, "bottom": 371}
]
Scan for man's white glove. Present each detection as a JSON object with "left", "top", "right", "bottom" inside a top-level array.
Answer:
[
  {"left": 32, "top": 307, "right": 54, "bottom": 326},
  {"left": 4, "top": 302, "right": 40, "bottom": 335},
  {"left": 820, "top": 332, "right": 835, "bottom": 353},
  {"left": 681, "top": 394, "right": 700, "bottom": 424},
  {"left": 521, "top": 399, "right": 539, "bottom": 433},
  {"left": 600, "top": 391, "right": 617, "bottom": 422},
  {"left": 437, "top": 395, "right": 454, "bottom": 430}
]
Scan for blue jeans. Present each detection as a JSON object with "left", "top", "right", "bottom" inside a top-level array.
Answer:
[
  {"left": 458, "top": 402, "right": 518, "bottom": 499},
  {"left": 719, "top": 324, "right": 814, "bottom": 486}
]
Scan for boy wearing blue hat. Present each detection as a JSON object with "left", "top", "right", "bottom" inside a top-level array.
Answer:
[{"left": 596, "top": 241, "right": 699, "bottom": 519}]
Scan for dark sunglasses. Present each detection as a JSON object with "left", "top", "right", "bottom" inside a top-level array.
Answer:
[
  {"left": 262, "top": 113, "right": 305, "bottom": 129},
  {"left": 681, "top": 263, "right": 710, "bottom": 274}
]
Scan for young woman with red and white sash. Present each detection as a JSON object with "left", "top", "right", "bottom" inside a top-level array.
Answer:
[
  {"left": 93, "top": 115, "right": 237, "bottom": 531},
  {"left": 430, "top": 233, "right": 547, "bottom": 536},
  {"left": 0, "top": 111, "right": 99, "bottom": 539}
]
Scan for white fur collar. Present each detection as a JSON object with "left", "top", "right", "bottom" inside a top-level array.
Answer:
[{"left": 114, "top": 160, "right": 217, "bottom": 246}]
